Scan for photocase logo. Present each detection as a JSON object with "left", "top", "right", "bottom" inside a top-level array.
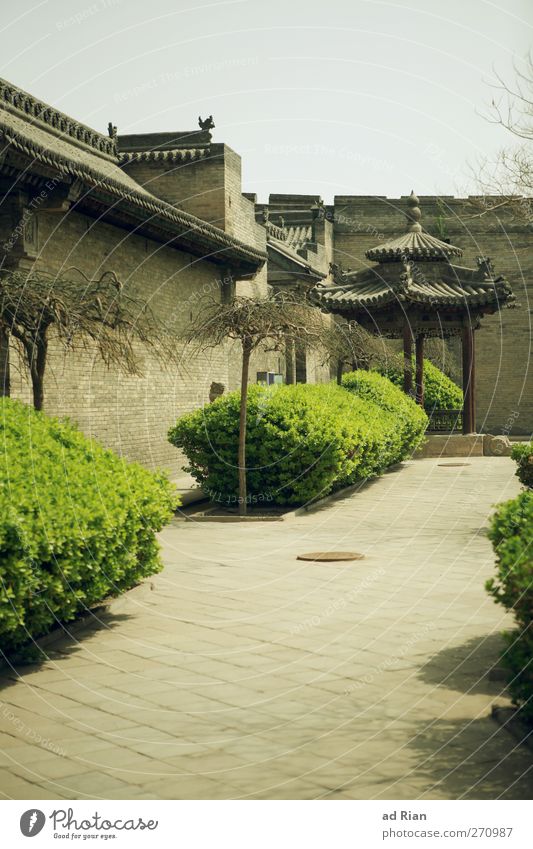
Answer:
[{"left": 20, "top": 809, "right": 46, "bottom": 837}]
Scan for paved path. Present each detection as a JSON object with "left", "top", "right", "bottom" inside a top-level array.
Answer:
[{"left": 1, "top": 458, "right": 532, "bottom": 800}]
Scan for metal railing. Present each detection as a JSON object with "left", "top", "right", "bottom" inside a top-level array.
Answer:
[{"left": 426, "top": 409, "right": 463, "bottom": 433}]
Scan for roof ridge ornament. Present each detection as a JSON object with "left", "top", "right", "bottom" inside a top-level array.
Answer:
[
  {"left": 406, "top": 190, "right": 422, "bottom": 233},
  {"left": 364, "top": 192, "right": 463, "bottom": 263}
]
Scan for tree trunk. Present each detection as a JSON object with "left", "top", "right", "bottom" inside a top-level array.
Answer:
[
  {"left": 29, "top": 336, "right": 47, "bottom": 411},
  {"left": 336, "top": 359, "right": 344, "bottom": 385},
  {"left": 238, "top": 340, "right": 252, "bottom": 516},
  {"left": 0, "top": 324, "right": 10, "bottom": 398}
]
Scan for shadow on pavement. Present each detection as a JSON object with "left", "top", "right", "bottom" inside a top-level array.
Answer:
[
  {"left": 407, "top": 715, "right": 533, "bottom": 799},
  {"left": 417, "top": 632, "right": 508, "bottom": 697}
]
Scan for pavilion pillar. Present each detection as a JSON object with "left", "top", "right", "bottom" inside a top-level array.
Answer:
[
  {"left": 462, "top": 325, "right": 476, "bottom": 434},
  {"left": 403, "top": 323, "right": 413, "bottom": 396},
  {"left": 415, "top": 334, "right": 424, "bottom": 407}
]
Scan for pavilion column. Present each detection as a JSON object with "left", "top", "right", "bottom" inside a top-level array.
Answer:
[
  {"left": 415, "top": 334, "right": 424, "bottom": 407},
  {"left": 403, "top": 322, "right": 413, "bottom": 397},
  {"left": 462, "top": 324, "right": 476, "bottom": 434}
]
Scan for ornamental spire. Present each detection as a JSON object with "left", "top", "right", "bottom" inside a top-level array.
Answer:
[{"left": 405, "top": 190, "right": 422, "bottom": 233}]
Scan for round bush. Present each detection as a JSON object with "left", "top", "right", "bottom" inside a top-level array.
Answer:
[
  {"left": 511, "top": 442, "right": 533, "bottom": 489},
  {"left": 0, "top": 398, "right": 178, "bottom": 653},
  {"left": 487, "top": 490, "right": 533, "bottom": 721},
  {"left": 169, "top": 380, "right": 427, "bottom": 507},
  {"left": 374, "top": 357, "right": 463, "bottom": 410},
  {"left": 341, "top": 369, "right": 428, "bottom": 455}
]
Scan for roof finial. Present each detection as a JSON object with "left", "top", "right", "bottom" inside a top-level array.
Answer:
[{"left": 406, "top": 190, "right": 422, "bottom": 233}]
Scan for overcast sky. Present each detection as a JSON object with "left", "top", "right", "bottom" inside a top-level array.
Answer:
[{"left": 2, "top": 0, "right": 531, "bottom": 201}]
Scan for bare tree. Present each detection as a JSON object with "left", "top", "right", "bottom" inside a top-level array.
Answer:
[
  {"left": 472, "top": 55, "right": 533, "bottom": 223},
  {"left": 0, "top": 266, "right": 177, "bottom": 411},
  {"left": 319, "top": 319, "right": 393, "bottom": 384},
  {"left": 183, "top": 292, "right": 330, "bottom": 515}
]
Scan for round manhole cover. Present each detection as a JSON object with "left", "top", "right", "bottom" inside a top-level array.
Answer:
[
  {"left": 297, "top": 551, "right": 365, "bottom": 562},
  {"left": 438, "top": 462, "right": 471, "bottom": 467}
]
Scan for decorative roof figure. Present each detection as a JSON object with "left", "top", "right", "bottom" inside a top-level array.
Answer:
[{"left": 198, "top": 115, "right": 215, "bottom": 132}]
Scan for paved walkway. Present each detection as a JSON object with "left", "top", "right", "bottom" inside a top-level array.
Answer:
[{"left": 1, "top": 458, "right": 532, "bottom": 800}]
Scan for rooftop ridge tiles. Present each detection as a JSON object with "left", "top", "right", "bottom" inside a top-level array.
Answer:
[
  {"left": 0, "top": 77, "right": 117, "bottom": 160},
  {"left": 0, "top": 119, "right": 266, "bottom": 267}
]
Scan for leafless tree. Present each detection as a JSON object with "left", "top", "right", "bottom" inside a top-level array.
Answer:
[
  {"left": 319, "top": 319, "right": 392, "bottom": 383},
  {"left": 0, "top": 266, "right": 177, "bottom": 411},
  {"left": 183, "top": 292, "right": 330, "bottom": 515},
  {"left": 472, "top": 55, "right": 533, "bottom": 224}
]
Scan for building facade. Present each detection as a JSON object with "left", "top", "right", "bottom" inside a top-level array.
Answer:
[{"left": 0, "top": 75, "right": 530, "bottom": 488}]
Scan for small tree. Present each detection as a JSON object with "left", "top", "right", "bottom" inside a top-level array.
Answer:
[
  {"left": 184, "top": 292, "right": 329, "bottom": 515},
  {"left": 0, "top": 267, "right": 177, "bottom": 410}
]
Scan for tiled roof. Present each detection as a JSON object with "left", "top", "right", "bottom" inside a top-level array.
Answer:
[
  {"left": 118, "top": 148, "right": 210, "bottom": 164},
  {"left": 313, "top": 192, "right": 514, "bottom": 317},
  {"left": 365, "top": 192, "right": 463, "bottom": 262},
  {"left": 267, "top": 235, "right": 326, "bottom": 280},
  {"left": 0, "top": 77, "right": 265, "bottom": 268},
  {"left": 314, "top": 260, "right": 515, "bottom": 312},
  {"left": 285, "top": 224, "right": 312, "bottom": 251}
]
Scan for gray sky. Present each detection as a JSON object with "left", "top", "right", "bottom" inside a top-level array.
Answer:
[{"left": 2, "top": 0, "right": 532, "bottom": 201}]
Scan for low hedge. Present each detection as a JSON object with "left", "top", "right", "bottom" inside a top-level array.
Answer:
[
  {"left": 168, "top": 376, "right": 427, "bottom": 507},
  {"left": 486, "top": 490, "right": 533, "bottom": 722},
  {"left": 511, "top": 442, "right": 533, "bottom": 489},
  {"left": 375, "top": 357, "right": 463, "bottom": 410},
  {"left": 0, "top": 398, "right": 177, "bottom": 653}
]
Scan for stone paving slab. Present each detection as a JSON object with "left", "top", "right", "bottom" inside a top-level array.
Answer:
[{"left": 1, "top": 458, "right": 532, "bottom": 799}]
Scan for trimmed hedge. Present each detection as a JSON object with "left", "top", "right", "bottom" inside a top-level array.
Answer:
[
  {"left": 342, "top": 370, "right": 428, "bottom": 456},
  {"left": 487, "top": 490, "right": 533, "bottom": 722},
  {"left": 511, "top": 442, "right": 533, "bottom": 489},
  {"left": 375, "top": 357, "right": 463, "bottom": 410},
  {"left": 0, "top": 398, "right": 177, "bottom": 653},
  {"left": 168, "top": 376, "right": 427, "bottom": 507}
]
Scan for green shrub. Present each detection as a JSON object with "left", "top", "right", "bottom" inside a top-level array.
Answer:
[
  {"left": 487, "top": 490, "right": 533, "bottom": 722},
  {"left": 168, "top": 378, "right": 427, "bottom": 507},
  {"left": 374, "top": 356, "right": 463, "bottom": 410},
  {"left": 341, "top": 370, "right": 428, "bottom": 455},
  {"left": 511, "top": 442, "right": 533, "bottom": 489},
  {"left": 0, "top": 398, "right": 178, "bottom": 653}
]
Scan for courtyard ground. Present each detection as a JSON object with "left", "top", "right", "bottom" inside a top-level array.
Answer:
[{"left": 0, "top": 457, "right": 531, "bottom": 800}]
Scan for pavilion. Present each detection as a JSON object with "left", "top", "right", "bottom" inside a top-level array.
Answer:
[{"left": 312, "top": 192, "right": 515, "bottom": 434}]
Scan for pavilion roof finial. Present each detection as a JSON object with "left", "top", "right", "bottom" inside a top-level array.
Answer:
[
  {"left": 364, "top": 192, "right": 463, "bottom": 263},
  {"left": 405, "top": 190, "right": 422, "bottom": 233}
]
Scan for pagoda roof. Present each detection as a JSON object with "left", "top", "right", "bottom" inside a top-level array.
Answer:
[
  {"left": 316, "top": 259, "right": 514, "bottom": 312},
  {"left": 365, "top": 192, "right": 463, "bottom": 262},
  {"left": 312, "top": 193, "right": 515, "bottom": 319}
]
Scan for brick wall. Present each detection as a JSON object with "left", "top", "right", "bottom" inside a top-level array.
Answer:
[{"left": 3, "top": 207, "right": 246, "bottom": 477}]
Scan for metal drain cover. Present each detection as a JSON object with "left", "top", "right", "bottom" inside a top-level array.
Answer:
[
  {"left": 297, "top": 551, "right": 365, "bottom": 562},
  {"left": 438, "top": 462, "right": 471, "bottom": 467}
]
